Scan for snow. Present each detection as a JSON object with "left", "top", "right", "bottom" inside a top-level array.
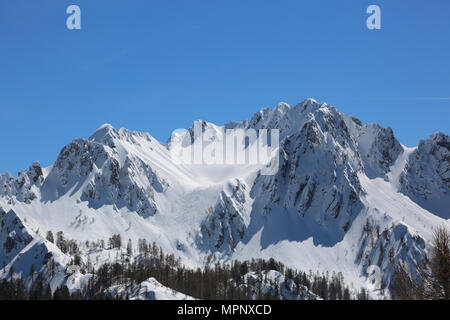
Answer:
[
  {"left": 397, "top": 133, "right": 450, "bottom": 219},
  {"left": 242, "top": 270, "right": 321, "bottom": 300},
  {"left": 107, "top": 277, "right": 195, "bottom": 300},
  {"left": 358, "top": 172, "right": 448, "bottom": 244},
  {"left": 386, "top": 145, "right": 416, "bottom": 190},
  {"left": 0, "top": 98, "right": 448, "bottom": 299}
]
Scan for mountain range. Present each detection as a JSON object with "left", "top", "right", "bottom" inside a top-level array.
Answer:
[{"left": 1, "top": 98, "right": 448, "bottom": 299}]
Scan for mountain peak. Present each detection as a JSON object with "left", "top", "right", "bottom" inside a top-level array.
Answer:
[
  {"left": 275, "top": 102, "right": 291, "bottom": 111},
  {"left": 89, "top": 123, "right": 118, "bottom": 143},
  {"left": 303, "top": 97, "right": 318, "bottom": 104},
  {"left": 293, "top": 98, "right": 326, "bottom": 112},
  {"left": 97, "top": 123, "right": 115, "bottom": 131},
  {"left": 429, "top": 132, "right": 450, "bottom": 149}
]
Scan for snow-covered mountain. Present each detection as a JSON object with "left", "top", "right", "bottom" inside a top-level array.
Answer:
[{"left": 0, "top": 98, "right": 448, "bottom": 299}]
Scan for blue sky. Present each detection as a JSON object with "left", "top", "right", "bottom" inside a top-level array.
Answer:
[{"left": 0, "top": 0, "right": 449, "bottom": 175}]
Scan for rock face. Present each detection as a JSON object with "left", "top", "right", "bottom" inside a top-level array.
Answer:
[
  {"left": 198, "top": 179, "right": 250, "bottom": 252},
  {"left": 355, "top": 123, "right": 403, "bottom": 179},
  {"left": 241, "top": 270, "right": 320, "bottom": 300},
  {"left": 0, "top": 162, "right": 43, "bottom": 205},
  {"left": 79, "top": 155, "right": 163, "bottom": 217},
  {"left": 40, "top": 126, "right": 168, "bottom": 217},
  {"left": 248, "top": 101, "right": 363, "bottom": 238},
  {"left": 0, "top": 98, "right": 448, "bottom": 298},
  {"left": 0, "top": 208, "right": 33, "bottom": 268},
  {"left": 355, "top": 218, "right": 426, "bottom": 291},
  {"left": 399, "top": 133, "right": 450, "bottom": 219}
]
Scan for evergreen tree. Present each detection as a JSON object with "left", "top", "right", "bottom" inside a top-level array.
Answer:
[{"left": 46, "top": 231, "right": 54, "bottom": 243}]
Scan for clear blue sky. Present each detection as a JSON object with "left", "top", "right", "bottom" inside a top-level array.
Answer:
[{"left": 1, "top": 0, "right": 449, "bottom": 175}]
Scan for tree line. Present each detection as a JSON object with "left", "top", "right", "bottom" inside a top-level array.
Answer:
[
  {"left": 2, "top": 226, "right": 447, "bottom": 300},
  {"left": 0, "top": 233, "right": 365, "bottom": 300}
]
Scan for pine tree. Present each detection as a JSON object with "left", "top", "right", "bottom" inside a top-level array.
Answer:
[
  {"left": 44, "top": 284, "right": 52, "bottom": 300},
  {"left": 127, "top": 239, "right": 133, "bottom": 256},
  {"left": 46, "top": 231, "right": 54, "bottom": 243}
]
